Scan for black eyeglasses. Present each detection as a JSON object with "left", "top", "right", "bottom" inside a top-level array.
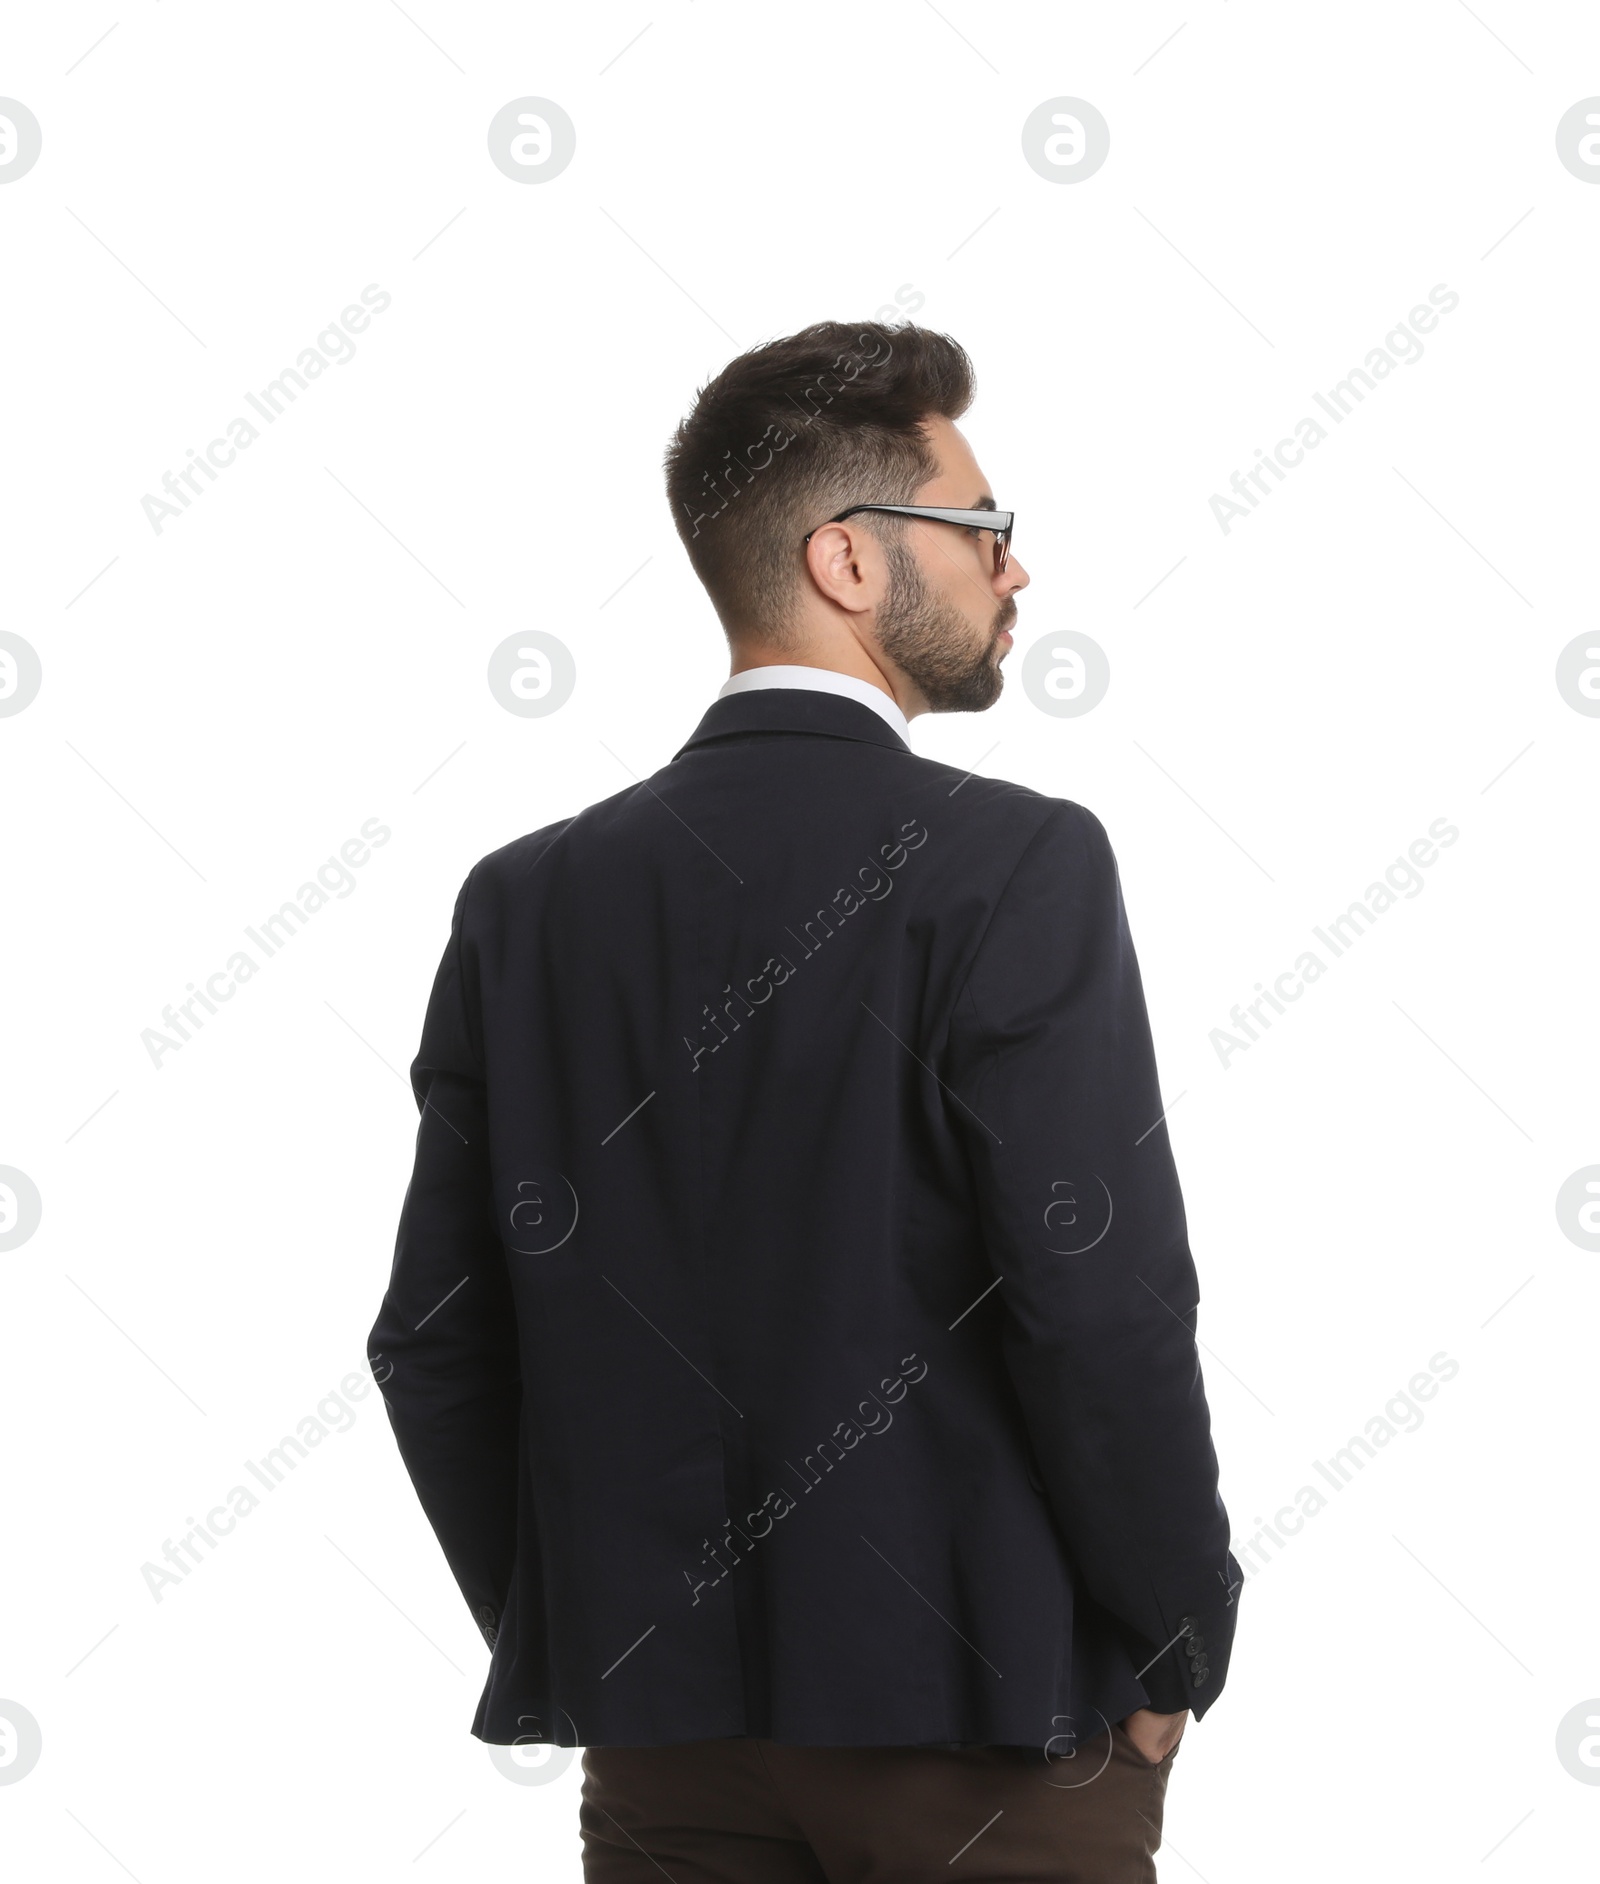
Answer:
[{"left": 802, "top": 504, "right": 1015, "bottom": 575}]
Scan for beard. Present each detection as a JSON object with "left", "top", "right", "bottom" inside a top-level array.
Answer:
[{"left": 874, "top": 534, "right": 1015, "bottom": 713}]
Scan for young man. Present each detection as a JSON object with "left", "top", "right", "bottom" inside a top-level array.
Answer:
[{"left": 368, "top": 322, "right": 1240, "bottom": 1882}]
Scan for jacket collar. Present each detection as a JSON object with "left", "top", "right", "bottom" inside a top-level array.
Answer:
[{"left": 674, "top": 686, "right": 912, "bottom": 758}]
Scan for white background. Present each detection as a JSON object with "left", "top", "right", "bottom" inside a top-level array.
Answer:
[{"left": 2, "top": 2, "right": 1597, "bottom": 1878}]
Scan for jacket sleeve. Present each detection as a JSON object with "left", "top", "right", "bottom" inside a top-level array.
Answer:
[
  {"left": 366, "top": 868, "right": 521, "bottom": 1649},
  {"left": 944, "top": 802, "right": 1241, "bottom": 1717}
]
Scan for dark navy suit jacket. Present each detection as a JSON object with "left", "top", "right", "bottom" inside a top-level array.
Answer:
[{"left": 368, "top": 686, "right": 1240, "bottom": 1748}]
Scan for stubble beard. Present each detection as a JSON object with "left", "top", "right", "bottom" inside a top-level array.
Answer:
[{"left": 874, "top": 535, "right": 1015, "bottom": 714}]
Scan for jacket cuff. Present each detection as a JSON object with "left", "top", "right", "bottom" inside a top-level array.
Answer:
[{"left": 1134, "top": 1602, "right": 1230, "bottom": 1714}]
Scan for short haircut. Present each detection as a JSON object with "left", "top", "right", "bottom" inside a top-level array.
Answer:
[{"left": 663, "top": 321, "right": 975, "bottom": 641}]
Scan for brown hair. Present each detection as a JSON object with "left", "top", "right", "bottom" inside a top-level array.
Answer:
[{"left": 663, "top": 321, "right": 975, "bottom": 641}]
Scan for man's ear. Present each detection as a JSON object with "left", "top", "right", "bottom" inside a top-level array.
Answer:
[{"left": 804, "top": 521, "right": 880, "bottom": 617}]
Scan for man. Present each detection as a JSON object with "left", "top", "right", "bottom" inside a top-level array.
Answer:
[{"left": 368, "top": 321, "right": 1240, "bottom": 1882}]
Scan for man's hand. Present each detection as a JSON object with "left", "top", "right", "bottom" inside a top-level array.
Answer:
[{"left": 1120, "top": 1706, "right": 1189, "bottom": 1766}]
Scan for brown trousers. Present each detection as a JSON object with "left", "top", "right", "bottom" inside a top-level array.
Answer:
[{"left": 580, "top": 1721, "right": 1179, "bottom": 1882}]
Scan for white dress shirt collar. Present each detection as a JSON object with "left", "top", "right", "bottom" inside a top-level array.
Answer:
[{"left": 717, "top": 665, "right": 910, "bottom": 744}]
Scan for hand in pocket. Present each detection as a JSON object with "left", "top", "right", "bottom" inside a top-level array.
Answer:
[{"left": 1120, "top": 1706, "right": 1188, "bottom": 1766}]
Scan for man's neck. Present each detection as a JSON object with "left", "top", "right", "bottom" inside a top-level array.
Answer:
[{"left": 726, "top": 640, "right": 916, "bottom": 717}]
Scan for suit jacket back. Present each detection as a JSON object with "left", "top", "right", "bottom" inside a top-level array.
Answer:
[{"left": 368, "top": 687, "right": 1240, "bottom": 1748}]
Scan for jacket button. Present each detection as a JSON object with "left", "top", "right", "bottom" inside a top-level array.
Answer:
[
  {"left": 1177, "top": 1615, "right": 1199, "bottom": 1634},
  {"left": 1186, "top": 1635, "right": 1206, "bottom": 1652},
  {"left": 477, "top": 1604, "right": 496, "bottom": 1625},
  {"left": 1192, "top": 1668, "right": 1209, "bottom": 1687}
]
